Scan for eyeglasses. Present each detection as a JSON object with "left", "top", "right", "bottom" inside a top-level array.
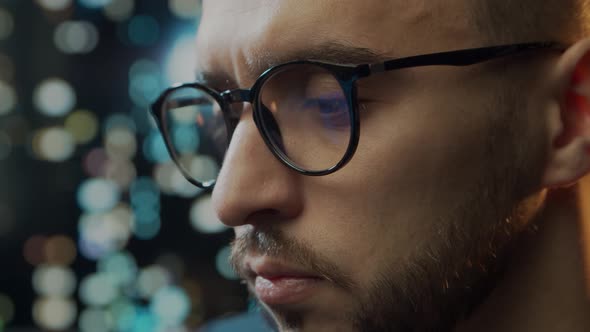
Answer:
[{"left": 150, "top": 42, "right": 564, "bottom": 189}]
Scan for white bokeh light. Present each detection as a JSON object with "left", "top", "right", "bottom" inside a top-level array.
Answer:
[
  {"left": 165, "top": 35, "right": 196, "bottom": 85},
  {"left": 32, "top": 297, "right": 77, "bottom": 331},
  {"left": 190, "top": 194, "right": 227, "bottom": 234},
  {"left": 33, "top": 78, "right": 76, "bottom": 117},
  {"left": 0, "top": 8, "right": 14, "bottom": 40},
  {"left": 104, "top": 0, "right": 134, "bottom": 21},
  {"left": 34, "top": 127, "right": 76, "bottom": 162},
  {"left": 77, "top": 178, "right": 121, "bottom": 213},
  {"left": 32, "top": 265, "right": 77, "bottom": 297},
  {"left": 54, "top": 21, "right": 100, "bottom": 54},
  {"left": 0, "top": 80, "right": 16, "bottom": 115},
  {"left": 169, "top": 0, "right": 201, "bottom": 19}
]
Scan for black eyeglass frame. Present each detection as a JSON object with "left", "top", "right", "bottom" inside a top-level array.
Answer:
[{"left": 150, "top": 42, "right": 565, "bottom": 189}]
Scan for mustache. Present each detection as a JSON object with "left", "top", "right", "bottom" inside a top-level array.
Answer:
[{"left": 230, "top": 227, "right": 355, "bottom": 291}]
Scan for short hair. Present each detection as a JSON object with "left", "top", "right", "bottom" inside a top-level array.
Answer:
[{"left": 473, "top": 0, "right": 590, "bottom": 43}]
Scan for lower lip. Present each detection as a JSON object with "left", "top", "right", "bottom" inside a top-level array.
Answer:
[{"left": 254, "top": 275, "right": 321, "bottom": 305}]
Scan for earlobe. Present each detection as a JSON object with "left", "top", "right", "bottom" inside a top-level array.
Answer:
[{"left": 542, "top": 39, "right": 590, "bottom": 188}]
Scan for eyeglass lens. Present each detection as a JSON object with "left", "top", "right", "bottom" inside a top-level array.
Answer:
[
  {"left": 160, "top": 63, "right": 353, "bottom": 185},
  {"left": 160, "top": 87, "right": 228, "bottom": 186}
]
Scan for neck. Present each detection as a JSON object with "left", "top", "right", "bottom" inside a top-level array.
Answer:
[{"left": 455, "top": 187, "right": 590, "bottom": 332}]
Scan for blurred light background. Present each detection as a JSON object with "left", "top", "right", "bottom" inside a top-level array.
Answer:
[{"left": 0, "top": 1, "right": 247, "bottom": 331}]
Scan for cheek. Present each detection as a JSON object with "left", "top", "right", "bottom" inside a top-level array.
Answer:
[{"left": 299, "top": 86, "right": 498, "bottom": 283}]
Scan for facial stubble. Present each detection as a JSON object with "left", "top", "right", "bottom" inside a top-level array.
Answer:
[{"left": 229, "top": 90, "right": 546, "bottom": 332}]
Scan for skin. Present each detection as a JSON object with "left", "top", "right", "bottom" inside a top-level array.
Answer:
[{"left": 194, "top": 0, "right": 590, "bottom": 331}]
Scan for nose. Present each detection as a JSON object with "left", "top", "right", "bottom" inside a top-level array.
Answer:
[{"left": 211, "top": 108, "right": 303, "bottom": 227}]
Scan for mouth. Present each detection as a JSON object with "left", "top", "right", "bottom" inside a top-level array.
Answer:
[{"left": 245, "top": 256, "right": 325, "bottom": 306}]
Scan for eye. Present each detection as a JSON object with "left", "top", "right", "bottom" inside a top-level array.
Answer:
[{"left": 303, "top": 95, "right": 350, "bottom": 129}]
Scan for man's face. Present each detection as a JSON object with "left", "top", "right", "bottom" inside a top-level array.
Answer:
[{"left": 198, "top": 0, "right": 548, "bottom": 331}]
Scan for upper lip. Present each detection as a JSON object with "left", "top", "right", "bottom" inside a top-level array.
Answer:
[{"left": 245, "top": 256, "right": 322, "bottom": 280}]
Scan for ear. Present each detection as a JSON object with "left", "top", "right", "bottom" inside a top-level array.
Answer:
[{"left": 542, "top": 39, "right": 590, "bottom": 188}]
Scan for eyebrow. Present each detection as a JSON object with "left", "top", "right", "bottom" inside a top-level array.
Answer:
[{"left": 195, "top": 41, "right": 390, "bottom": 91}]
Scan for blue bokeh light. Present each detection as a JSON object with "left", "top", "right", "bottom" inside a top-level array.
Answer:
[
  {"left": 79, "top": 0, "right": 113, "bottom": 9},
  {"left": 128, "top": 15, "right": 159, "bottom": 46},
  {"left": 172, "top": 125, "right": 200, "bottom": 154},
  {"left": 142, "top": 130, "right": 171, "bottom": 163},
  {"left": 150, "top": 286, "right": 191, "bottom": 326}
]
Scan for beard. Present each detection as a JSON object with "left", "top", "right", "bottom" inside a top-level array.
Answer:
[
  {"left": 229, "top": 91, "right": 547, "bottom": 331},
  {"left": 229, "top": 186, "right": 545, "bottom": 332}
]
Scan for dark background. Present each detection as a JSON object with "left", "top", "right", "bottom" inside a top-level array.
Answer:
[{"left": 0, "top": 0, "right": 248, "bottom": 330}]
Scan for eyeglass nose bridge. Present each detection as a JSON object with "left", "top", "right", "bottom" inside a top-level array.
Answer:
[{"left": 221, "top": 89, "right": 252, "bottom": 104}]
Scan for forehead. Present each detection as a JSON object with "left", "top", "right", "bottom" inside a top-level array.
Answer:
[{"left": 196, "top": 0, "right": 479, "bottom": 84}]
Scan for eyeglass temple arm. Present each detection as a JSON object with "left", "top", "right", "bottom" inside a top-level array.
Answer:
[{"left": 367, "top": 42, "right": 566, "bottom": 75}]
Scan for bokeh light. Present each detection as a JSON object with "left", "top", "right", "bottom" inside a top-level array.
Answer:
[
  {"left": 36, "top": 0, "right": 73, "bottom": 11},
  {"left": 171, "top": 165, "right": 202, "bottom": 197},
  {"left": 97, "top": 251, "right": 138, "bottom": 287},
  {"left": 143, "top": 130, "right": 172, "bottom": 164},
  {"left": 79, "top": 273, "right": 119, "bottom": 306},
  {"left": 155, "top": 253, "right": 185, "bottom": 280},
  {"left": 79, "top": 0, "right": 112, "bottom": 9},
  {"left": 215, "top": 246, "right": 239, "bottom": 280},
  {"left": 78, "top": 307, "right": 113, "bottom": 332},
  {"left": 108, "top": 299, "right": 137, "bottom": 331},
  {"left": 185, "top": 155, "right": 218, "bottom": 183},
  {"left": 32, "top": 297, "right": 77, "bottom": 331},
  {"left": 54, "top": 20, "right": 100, "bottom": 54},
  {"left": 45, "top": 235, "right": 77, "bottom": 265},
  {"left": 128, "top": 15, "right": 159, "bottom": 46},
  {"left": 77, "top": 178, "right": 121, "bottom": 213},
  {"left": 0, "top": 8, "right": 14, "bottom": 41},
  {"left": 169, "top": 0, "right": 201, "bottom": 19},
  {"left": 129, "top": 59, "right": 162, "bottom": 107},
  {"left": 165, "top": 35, "right": 196, "bottom": 85},
  {"left": 0, "top": 80, "right": 17, "bottom": 115},
  {"left": 5, "top": 2, "right": 246, "bottom": 329},
  {"left": 105, "top": 159, "right": 137, "bottom": 189},
  {"left": 104, "top": 113, "right": 137, "bottom": 134},
  {"left": 190, "top": 194, "right": 227, "bottom": 234},
  {"left": 78, "top": 210, "right": 133, "bottom": 260},
  {"left": 32, "top": 127, "right": 76, "bottom": 162},
  {"left": 33, "top": 78, "right": 76, "bottom": 117},
  {"left": 154, "top": 162, "right": 179, "bottom": 194},
  {"left": 130, "top": 177, "right": 161, "bottom": 241},
  {"left": 133, "top": 216, "right": 161, "bottom": 240},
  {"left": 137, "top": 265, "right": 171, "bottom": 300},
  {"left": 103, "top": 0, "right": 134, "bottom": 21},
  {"left": 150, "top": 286, "right": 191, "bottom": 326},
  {"left": 0, "top": 294, "right": 15, "bottom": 325},
  {"left": 131, "top": 106, "right": 157, "bottom": 136},
  {"left": 32, "top": 265, "right": 77, "bottom": 297},
  {"left": 83, "top": 148, "right": 109, "bottom": 177},
  {"left": 105, "top": 127, "right": 137, "bottom": 160},
  {"left": 65, "top": 109, "right": 99, "bottom": 144}
]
